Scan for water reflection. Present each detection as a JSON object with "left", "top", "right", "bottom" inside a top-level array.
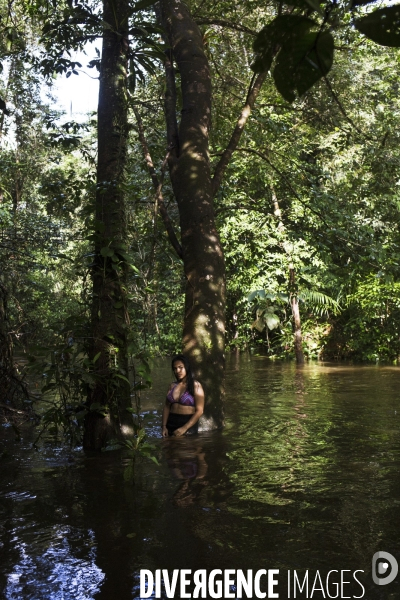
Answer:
[
  {"left": 0, "top": 358, "right": 400, "bottom": 599},
  {"left": 163, "top": 437, "right": 208, "bottom": 507}
]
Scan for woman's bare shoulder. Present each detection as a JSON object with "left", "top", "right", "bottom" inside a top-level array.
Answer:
[{"left": 194, "top": 380, "right": 204, "bottom": 391}]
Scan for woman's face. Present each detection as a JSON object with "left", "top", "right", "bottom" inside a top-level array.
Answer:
[{"left": 173, "top": 361, "right": 187, "bottom": 381}]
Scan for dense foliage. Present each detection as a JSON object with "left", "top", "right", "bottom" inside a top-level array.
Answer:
[{"left": 2, "top": 0, "right": 400, "bottom": 403}]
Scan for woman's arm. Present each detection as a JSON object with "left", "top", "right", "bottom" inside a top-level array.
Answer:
[
  {"left": 173, "top": 381, "right": 205, "bottom": 437},
  {"left": 162, "top": 383, "right": 174, "bottom": 437},
  {"left": 162, "top": 400, "right": 171, "bottom": 437}
]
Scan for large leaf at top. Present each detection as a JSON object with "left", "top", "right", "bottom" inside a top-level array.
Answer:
[
  {"left": 253, "top": 15, "right": 316, "bottom": 53},
  {"left": 273, "top": 30, "right": 334, "bottom": 102},
  {"left": 252, "top": 15, "right": 333, "bottom": 101},
  {"left": 355, "top": 5, "right": 400, "bottom": 47},
  {"left": 252, "top": 15, "right": 316, "bottom": 73}
]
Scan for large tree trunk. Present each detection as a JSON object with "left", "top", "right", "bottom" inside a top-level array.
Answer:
[
  {"left": 0, "top": 283, "right": 13, "bottom": 374},
  {"left": 289, "top": 266, "right": 305, "bottom": 365},
  {"left": 84, "top": 0, "right": 133, "bottom": 449},
  {"left": 160, "top": 0, "right": 226, "bottom": 429}
]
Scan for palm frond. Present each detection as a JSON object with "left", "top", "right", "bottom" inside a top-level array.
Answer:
[{"left": 298, "top": 290, "right": 341, "bottom": 315}]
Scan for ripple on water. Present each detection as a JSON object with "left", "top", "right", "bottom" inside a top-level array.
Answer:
[{"left": 4, "top": 526, "right": 105, "bottom": 600}]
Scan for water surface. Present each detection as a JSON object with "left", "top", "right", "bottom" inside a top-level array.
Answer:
[{"left": 1, "top": 357, "right": 399, "bottom": 599}]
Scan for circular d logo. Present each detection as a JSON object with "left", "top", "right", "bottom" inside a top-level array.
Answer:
[{"left": 372, "top": 551, "right": 398, "bottom": 586}]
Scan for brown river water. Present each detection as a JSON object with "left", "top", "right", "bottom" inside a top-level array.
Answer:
[{"left": 0, "top": 356, "right": 400, "bottom": 600}]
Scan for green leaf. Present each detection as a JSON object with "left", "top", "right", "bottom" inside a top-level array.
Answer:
[
  {"left": 128, "top": 263, "right": 140, "bottom": 273},
  {"left": 252, "top": 16, "right": 318, "bottom": 81},
  {"left": 93, "top": 352, "right": 101, "bottom": 364},
  {"left": 273, "top": 30, "right": 334, "bottom": 102},
  {"left": 248, "top": 289, "right": 266, "bottom": 302},
  {"left": 115, "top": 373, "right": 130, "bottom": 384},
  {"left": 102, "top": 443, "right": 122, "bottom": 452},
  {"left": 298, "top": 289, "right": 341, "bottom": 314},
  {"left": 264, "top": 312, "right": 280, "bottom": 330},
  {"left": 251, "top": 51, "right": 274, "bottom": 73},
  {"left": 141, "top": 442, "right": 156, "bottom": 451},
  {"left": 253, "top": 15, "right": 316, "bottom": 55},
  {"left": 89, "top": 402, "right": 108, "bottom": 415},
  {"left": 252, "top": 317, "right": 265, "bottom": 332},
  {"left": 100, "top": 246, "right": 114, "bottom": 257},
  {"left": 253, "top": 16, "right": 333, "bottom": 100},
  {"left": 355, "top": 5, "right": 400, "bottom": 47}
]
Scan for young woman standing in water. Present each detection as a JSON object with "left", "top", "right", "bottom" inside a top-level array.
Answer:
[{"left": 162, "top": 354, "right": 204, "bottom": 437}]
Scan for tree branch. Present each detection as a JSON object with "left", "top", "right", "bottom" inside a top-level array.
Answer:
[
  {"left": 0, "top": 402, "right": 29, "bottom": 415},
  {"left": 211, "top": 69, "right": 269, "bottom": 197},
  {"left": 323, "top": 76, "right": 372, "bottom": 140},
  {"left": 234, "top": 146, "right": 327, "bottom": 222},
  {"left": 132, "top": 106, "right": 183, "bottom": 260},
  {"left": 195, "top": 18, "right": 257, "bottom": 36}
]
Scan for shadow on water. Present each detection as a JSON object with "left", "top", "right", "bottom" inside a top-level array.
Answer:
[{"left": 1, "top": 356, "right": 400, "bottom": 599}]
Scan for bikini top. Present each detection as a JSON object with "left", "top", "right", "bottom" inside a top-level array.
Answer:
[{"left": 167, "top": 382, "right": 195, "bottom": 407}]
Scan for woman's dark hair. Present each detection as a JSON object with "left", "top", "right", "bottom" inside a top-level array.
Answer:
[{"left": 171, "top": 354, "right": 195, "bottom": 396}]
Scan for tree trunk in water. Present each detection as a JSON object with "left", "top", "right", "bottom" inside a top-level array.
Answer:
[
  {"left": 289, "top": 267, "right": 304, "bottom": 365},
  {"left": 84, "top": 0, "right": 133, "bottom": 449},
  {"left": 271, "top": 189, "right": 304, "bottom": 365},
  {"left": 161, "top": 0, "right": 226, "bottom": 429},
  {"left": 0, "top": 283, "right": 13, "bottom": 374}
]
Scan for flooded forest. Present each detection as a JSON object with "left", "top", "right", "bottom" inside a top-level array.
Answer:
[{"left": 1, "top": 0, "right": 400, "bottom": 598}]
